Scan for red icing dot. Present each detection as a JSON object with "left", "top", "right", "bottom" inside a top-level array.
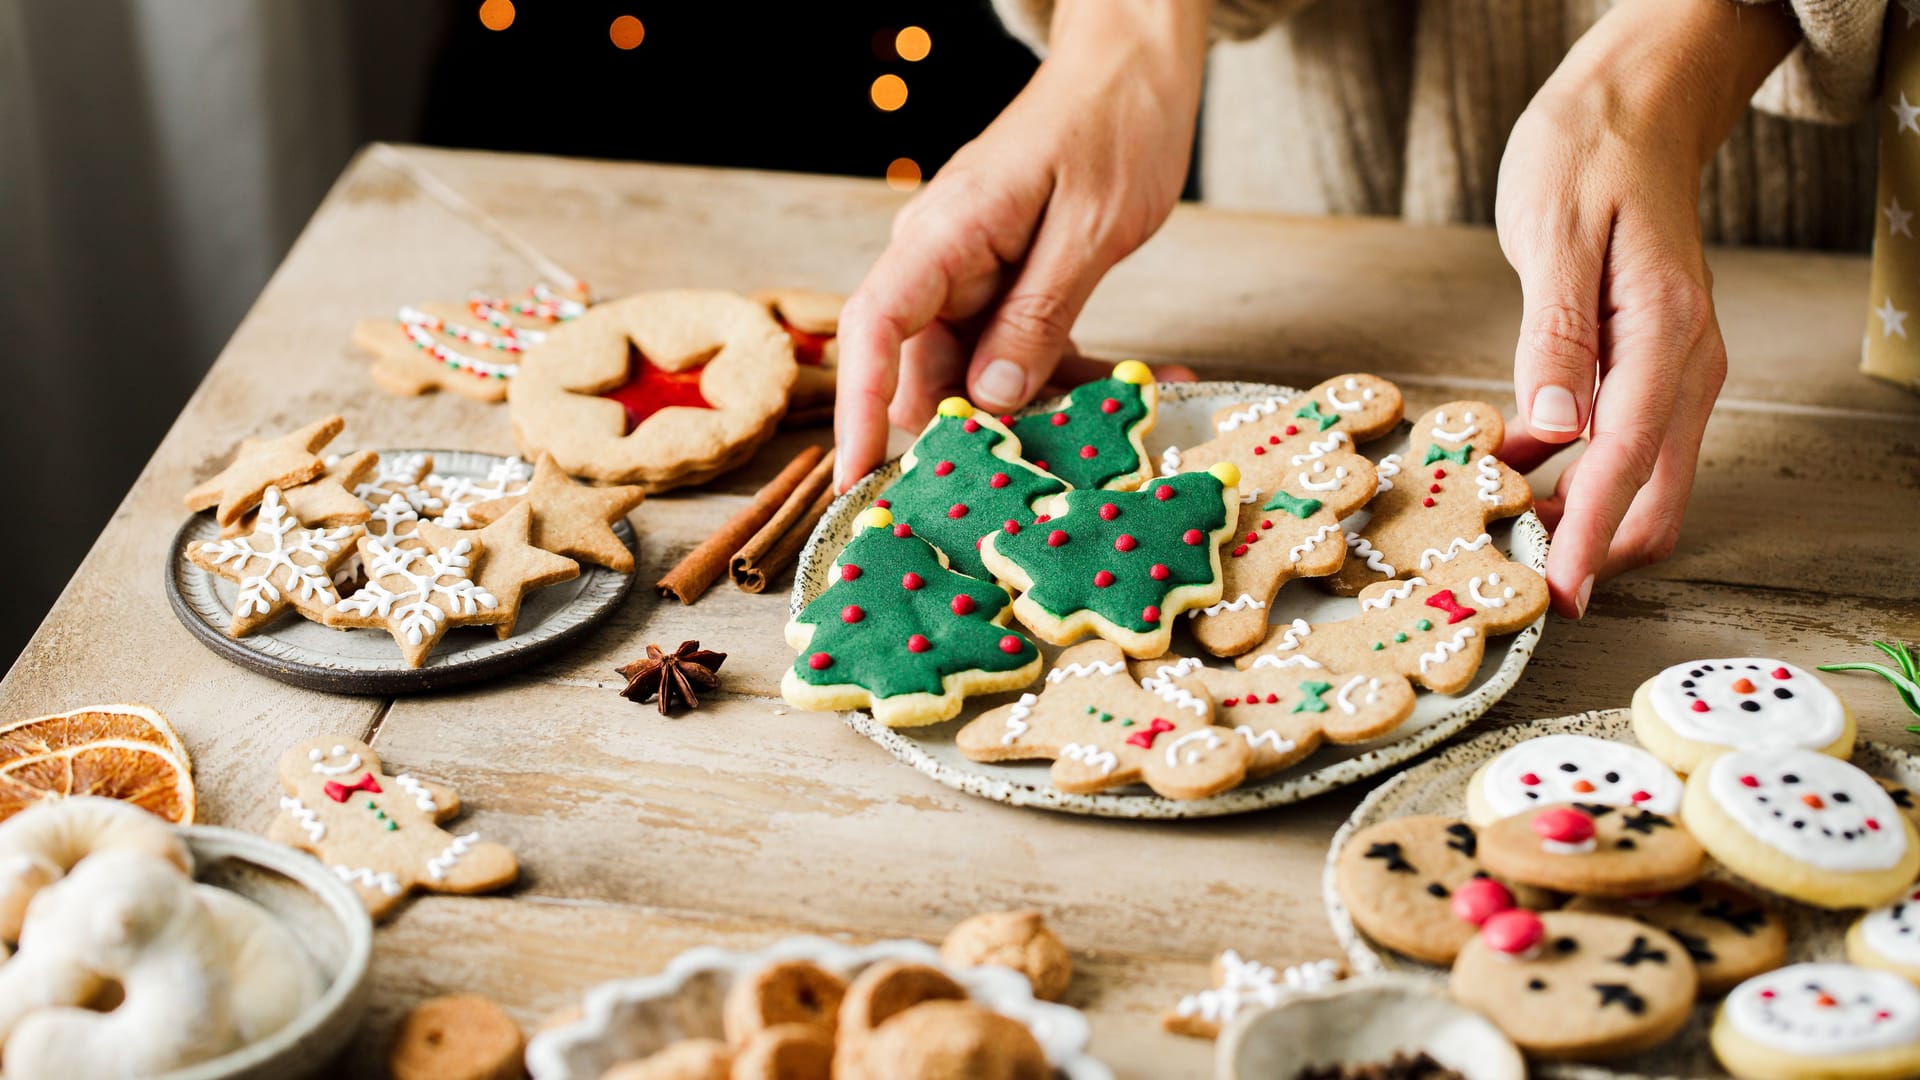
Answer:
[
  {"left": 934, "top": 460, "right": 954, "bottom": 476},
  {"left": 1450, "top": 877, "right": 1514, "bottom": 926},
  {"left": 1759, "top": 989, "right": 1776, "bottom": 1001},
  {"left": 1868, "top": 817, "right": 1884, "bottom": 831},
  {"left": 1284, "top": 424, "right": 1299, "bottom": 436},
  {"left": 1481, "top": 909, "right": 1544, "bottom": 955},
  {"left": 1422, "top": 497, "right": 1436, "bottom": 507},
  {"left": 1519, "top": 773, "right": 1540, "bottom": 786},
  {"left": 990, "top": 472, "right": 1010, "bottom": 488},
  {"left": 948, "top": 503, "right": 969, "bottom": 519},
  {"left": 1739, "top": 774, "right": 1759, "bottom": 787},
  {"left": 1231, "top": 545, "right": 1249, "bottom": 558},
  {"left": 1264, "top": 693, "right": 1279, "bottom": 704},
  {"left": 999, "top": 635, "right": 1023, "bottom": 654},
  {"left": 999, "top": 415, "right": 1013, "bottom": 426},
  {"left": 841, "top": 605, "right": 864, "bottom": 623},
  {"left": 1182, "top": 529, "right": 1204, "bottom": 545},
  {"left": 1532, "top": 806, "right": 1595, "bottom": 845},
  {"left": 1094, "top": 570, "right": 1115, "bottom": 588},
  {"left": 1047, "top": 529, "right": 1070, "bottom": 547},
  {"left": 1142, "top": 605, "right": 1161, "bottom": 624},
  {"left": 1099, "top": 503, "right": 1120, "bottom": 521},
  {"left": 1003, "top": 520, "right": 1021, "bottom": 535},
  {"left": 1246, "top": 532, "right": 1260, "bottom": 543},
  {"left": 808, "top": 652, "right": 832, "bottom": 670},
  {"left": 951, "top": 594, "right": 976, "bottom": 616},
  {"left": 1033, "top": 460, "right": 1048, "bottom": 471},
  {"left": 907, "top": 634, "right": 931, "bottom": 653},
  {"left": 1100, "top": 397, "right": 1120, "bottom": 413},
  {"left": 1772, "top": 666, "right": 1791, "bottom": 680},
  {"left": 1079, "top": 445, "right": 1097, "bottom": 459},
  {"left": 1433, "top": 468, "right": 1447, "bottom": 479},
  {"left": 1429, "top": 483, "right": 1442, "bottom": 493},
  {"left": 893, "top": 523, "right": 913, "bottom": 538},
  {"left": 1253, "top": 446, "right": 1266, "bottom": 455},
  {"left": 962, "top": 419, "right": 980, "bottom": 433},
  {"left": 1154, "top": 485, "right": 1174, "bottom": 501},
  {"left": 1261, "top": 519, "right": 1274, "bottom": 530},
  {"left": 1050, "top": 413, "right": 1069, "bottom": 427},
  {"left": 841, "top": 565, "right": 863, "bottom": 581},
  {"left": 1268, "top": 435, "right": 1281, "bottom": 445},
  {"left": 902, "top": 572, "right": 924, "bottom": 590},
  {"left": 1223, "top": 697, "right": 1240, "bottom": 708},
  {"left": 1150, "top": 564, "right": 1170, "bottom": 580},
  {"left": 1115, "top": 534, "right": 1137, "bottom": 552},
  {"left": 1691, "top": 700, "right": 1711, "bottom": 713},
  {"left": 1035, "top": 514, "right": 1052, "bottom": 523}
]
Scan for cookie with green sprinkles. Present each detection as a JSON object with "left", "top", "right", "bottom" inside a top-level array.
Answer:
[{"left": 1006, "top": 360, "right": 1159, "bottom": 491}]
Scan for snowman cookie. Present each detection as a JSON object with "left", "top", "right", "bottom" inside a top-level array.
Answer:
[
  {"left": 1466, "top": 734, "right": 1685, "bottom": 826},
  {"left": 1477, "top": 804, "right": 1705, "bottom": 898},
  {"left": 1633, "top": 659, "right": 1854, "bottom": 775},
  {"left": 1450, "top": 910, "right": 1697, "bottom": 1061},
  {"left": 1850, "top": 883, "right": 1920, "bottom": 985},
  {"left": 1569, "top": 882, "right": 1789, "bottom": 996},
  {"left": 1333, "top": 816, "right": 1553, "bottom": 966},
  {"left": 1682, "top": 748, "right": 1919, "bottom": 909},
  {"left": 1713, "top": 963, "right": 1920, "bottom": 1080}
]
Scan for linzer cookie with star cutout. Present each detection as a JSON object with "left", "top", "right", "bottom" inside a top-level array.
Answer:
[
  {"left": 1478, "top": 803, "right": 1706, "bottom": 897},
  {"left": 1333, "top": 815, "right": 1553, "bottom": 965},
  {"left": 750, "top": 288, "right": 842, "bottom": 424},
  {"left": 1466, "top": 733, "right": 1684, "bottom": 826},
  {"left": 1327, "top": 401, "right": 1533, "bottom": 595},
  {"left": 506, "top": 289, "right": 796, "bottom": 491},
  {"left": 1681, "top": 747, "right": 1920, "bottom": 909},
  {"left": 1569, "top": 882, "right": 1788, "bottom": 996},
  {"left": 1633, "top": 658, "right": 1856, "bottom": 775},
  {"left": 1712, "top": 963, "right": 1920, "bottom": 1080}
]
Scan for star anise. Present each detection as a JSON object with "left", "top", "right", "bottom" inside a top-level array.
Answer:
[{"left": 618, "top": 640, "right": 726, "bottom": 715}]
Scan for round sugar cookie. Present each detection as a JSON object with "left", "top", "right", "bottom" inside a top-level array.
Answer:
[
  {"left": 1333, "top": 815, "right": 1554, "bottom": 966},
  {"left": 1850, "top": 883, "right": 1920, "bottom": 985},
  {"left": 1681, "top": 748, "right": 1919, "bottom": 909},
  {"left": 1466, "top": 733, "right": 1684, "bottom": 825},
  {"left": 1477, "top": 803, "right": 1705, "bottom": 898},
  {"left": 1633, "top": 659, "right": 1854, "bottom": 775},
  {"left": 1568, "top": 882, "right": 1789, "bottom": 997},
  {"left": 1712, "top": 963, "right": 1920, "bottom": 1080}
]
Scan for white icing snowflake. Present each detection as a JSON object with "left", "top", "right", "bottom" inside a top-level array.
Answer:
[
  {"left": 1175, "top": 952, "right": 1341, "bottom": 1025},
  {"left": 195, "top": 489, "right": 355, "bottom": 619},
  {"left": 428, "top": 456, "right": 533, "bottom": 527},
  {"left": 334, "top": 535, "right": 497, "bottom": 645},
  {"left": 354, "top": 451, "right": 442, "bottom": 515},
  {"left": 364, "top": 493, "right": 423, "bottom": 540}
]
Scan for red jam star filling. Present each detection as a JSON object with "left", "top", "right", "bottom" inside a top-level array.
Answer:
[
  {"left": 774, "top": 315, "right": 834, "bottom": 366},
  {"left": 600, "top": 341, "right": 715, "bottom": 433}
]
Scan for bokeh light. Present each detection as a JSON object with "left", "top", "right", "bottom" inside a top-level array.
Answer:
[
  {"left": 609, "top": 15, "right": 645, "bottom": 50},
  {"left": 478, "top": 0, "right": 515, "bottom": 31},
  {"left": 895, "top": 26, "right": 931, "bottom": 62},
  {"left": 870, "top": 74, "right": 908, "bottom": 112},
  {"left": 885, "top": 158, "right": 923, "bottom": 191}
]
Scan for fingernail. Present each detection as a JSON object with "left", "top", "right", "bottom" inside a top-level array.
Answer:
[
  {"left": 973, "top": 360, "right": 1028, "bottom": 410},
  {"left": 1575, "top": 574, "right": 1594, "bottom": 618},
  {"left": 1530, "top": 386, "right": 1580, "bottom": 433}
]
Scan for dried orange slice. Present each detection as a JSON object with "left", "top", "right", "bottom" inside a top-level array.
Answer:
[
  {"left": 0, "top": 703, "right": 190, "bottom": 767},
  {"left": 0, "top": 740, "right": 195, "bottom": 824}
]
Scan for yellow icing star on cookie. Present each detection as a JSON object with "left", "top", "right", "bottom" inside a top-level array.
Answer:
[{"left": 184, "top": 414, "right": 344, "bottom": 528}]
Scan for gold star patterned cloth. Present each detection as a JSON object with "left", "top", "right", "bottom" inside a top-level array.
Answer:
[{"left": 1869, "top": 4, "right": 1920, "bottom": 394}]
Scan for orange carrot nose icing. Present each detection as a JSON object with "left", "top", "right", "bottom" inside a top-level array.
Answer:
[
  {"left": 1802, "top": 793, "right": 1826, "bottom": 809},
  {"left": 1732, "top": 677, "right": 1757, "bottom": 693},
  {"left": 1816, "top": 991, "right": 1838, "bottom": 1008},
  {"left": 1571, "top": 779, "right": 1596, "bottom": 793}
]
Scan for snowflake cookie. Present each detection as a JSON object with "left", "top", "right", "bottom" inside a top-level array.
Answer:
[
  {"left": 187, "top": 487, "right": 361, "bottom": 636},
  {"left": 1162, "top": 951, "right": 1343, "bottom": 1039},
  {"left": 325, "top": 522, "right": 500, "bottom": 667}
]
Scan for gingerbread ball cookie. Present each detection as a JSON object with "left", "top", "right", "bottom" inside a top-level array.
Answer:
[
  {"left": 506, "top": 289, "right": 796, "bottom": 491},
  {"left": 833, "top": 961, "right": 969, "bottom": 1078},
  {"left": 1466, "top": 733, "right": 1685, "bottom": 826},
  {"left": 1634, "top": 659, "right": 1855, "bottom": 775},
  {"left": 722, "top": 959, "right": 845, "bottom": 1046},
  {"left": 1478, "top": 803, "right": 1705, "bottom": 898},
  {"left": 1851, "top": 883, "right": 1920, "bottom": 984},
  {"left": 1713, "top": 963, "right": 1920, "bottom": 1079},
  {"left": 1334, "top": 815, "right": 1552, "bottom": 966},
  {"left": 601, "top": 1039, "right": 731, "bottom": 1080},
  {"left": 1568, "top": 882, "right": 1789, "bottom": 996},
  {"left": 940, "top": 911, "right": 1072, "bottom": 1002},
  {"left": 751, "top": 288, "right": 842, "bottom": 423},
  {"left": 1682, "top": 748, "right": 1919, "bottom": 909},
  {"left": 852, "top": 999, "right": 1048, "bottom": 1080},
  {"left": 730, "top": 1023, "right": 834, "bottom": 1080},
  {"left": 388, "top": 994, "right": 524, "bottom": 1080}
]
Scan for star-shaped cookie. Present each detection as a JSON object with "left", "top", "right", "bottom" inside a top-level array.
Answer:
[
  {"left": 222, "top": 449, "right": 377, "bottom": 537},
  {"left": 469, "top": 502, "right": 580, "bottom": 638},
  {"left": 184, "top": 415, "right": 343, "bottom": 528},
  {"left": 467, "top": 453, "right": 643, "bottom": 573},
  {"left": 325, "top": 522, "right": 499, "bottom": 667},
  {"left": 188, "top": 487, "right": 361, "bottom": 636}
]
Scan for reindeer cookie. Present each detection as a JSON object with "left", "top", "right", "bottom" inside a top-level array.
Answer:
[
  {"left": 1329, "top": 402, "right": 1533, "bottom": 595},
  {"left": 269, "top": 736, "right": 518, "bottom": 919},
  {"left": 1333, "top": 816, "right": 1553, "bottom": 965},
  {"left": 956, "top": 641, "right": 1250, "bottom": 800}
]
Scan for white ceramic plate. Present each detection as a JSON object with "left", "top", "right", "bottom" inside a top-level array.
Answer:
[
  {"left": 1321, "top": 708, "right": 1919, "bottom": 1080},
  {"left": 523, "top": 935, "right": 1110, "bottom": 1080},
  {"left": 789, "top": 381, "right": 1550, "bottom": 818}
]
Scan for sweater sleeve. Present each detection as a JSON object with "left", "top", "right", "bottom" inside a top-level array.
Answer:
[
  {"left": 988, "top": 0, "right": 1315, "bottom": 53},
  {"left": 1741, "top": 0, "right": 1887, "bottom": 124}
]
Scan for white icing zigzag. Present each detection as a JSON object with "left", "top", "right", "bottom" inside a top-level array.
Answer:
[
  {"left": 425, "top": 833, "right": 479, "bottom": 881},
  {"left": 1374, "top": 453, "right": 1402, "bottom": 493},
  {"left": 1237, "top": 727, "right": 1297, "bottom": 754},
  {"left": 1475, "top": 454, "right": 1503, "bottom": 505},
  {"left": 1060, "top": 743, "right": 1118, "bottom": 775},
  {"left": 1270, "top": 618, "right": 1312, "bottom": 653},
  {"left": 1217, "top": 396, "right": 1291, "bottom": 433},
  {"left": 1359, "top": 576, "right": 1428, "bottom": 612},
  {"left": 1046, "top": 660, "right": 1126, "bottom": 684},
  {"left": 1251, "top": 653, "right": 1324, "bottom": 671},
  {"left": 1175, "top": 952, "right": 1342, "bottom": 1024},
  {"left": 279, "top": 796, "right": 325, "bottom": 843},
  {"left": 1287, "top": 523, "right": 1340, "bottom": 564},
  {"left": 1002, "top": 692, "right": 1038, "bottom": 745},
  {"left": 335, "top": 864, "right": 403, "bottom": 896},
  {"left": 1288, "top": 432, "right": 1351, "bottom": 465},
  {"left": 1141, "top": 659, "right": 1209, "bottom": 716},
  {"left": 1239, "top": 488, "right": 1263, "bottom": 505},
  {"left": 1417, "top": 533, "right": 1492, "bottom": 570},
  {"left": 1347, "top": 533, "right": 1394, "bottom": 575},
  {"left": 1160, "top": 445, "right": 1183, "bottom": 476},
  {"left": 395, "top": 774, "right": 438, "bottom": 814},
  {"left": 1417, "top": 628, "right": 1478, "bottom": 673},
  {"left": 1191, "top": 593, "right": 1266, "bottom": 618}
]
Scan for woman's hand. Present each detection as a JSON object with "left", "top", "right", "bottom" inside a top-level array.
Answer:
[
  {"left": 1495, "top": 0, "right": 1798, "bottom": 617},
  {"left": 833, "top": 0, "right": 1210, "bottom": 491}
]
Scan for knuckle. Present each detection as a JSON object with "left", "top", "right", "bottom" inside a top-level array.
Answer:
[
  {"left": 1521, "top": 302, "right": 1601, "bottom": 372},
  {"left": 1603, "top": 430, "right": 1664, "bottom": 488},
  {"left": 994, "top": 288, "right": 1076, "bottom": 350},
  {"left": 1644, "top": 270, "right": 1716, "bottom": 347}
]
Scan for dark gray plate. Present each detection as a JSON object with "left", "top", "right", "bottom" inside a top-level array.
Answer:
[{"left": 166, "top": 449, "right": 635, "bottom": 695}]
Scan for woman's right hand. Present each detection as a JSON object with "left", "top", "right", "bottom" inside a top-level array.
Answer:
[{"left": 833, "top": 0, "right": 1210, "bottom": 491}]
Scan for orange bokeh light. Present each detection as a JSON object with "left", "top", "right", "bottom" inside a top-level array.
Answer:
[
  {"left": 609, "top": 15, "right": 645, "bottom": 50},
  {"left": 895, "top": 26, "right": 931, "bottom": 62},
  {"left": 886, "top": 158, "right": 923, "bottom": 191},
  {"left": 870, "top": 74, "right": 908, "bottom": 112},
  {"left": 478, "top": 0, "right": 514, "bottom": 31}
]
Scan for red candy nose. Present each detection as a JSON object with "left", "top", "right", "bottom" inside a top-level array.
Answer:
[
  {"left": 1450, "top": 877, "right": 1514, "bottom": 926},
  {"left": 1533, "top": 806, "right": 1596, "bottom": 845},
  {"left": 1481, "top": 909, "right": 1545, "bottom": 955}
]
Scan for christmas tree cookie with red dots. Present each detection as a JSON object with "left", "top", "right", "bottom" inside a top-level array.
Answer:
[
  {"left": 1006, "top": 361, "right": 1159, "bottom": 491},
  {"left": 979, "top": 464, "right": 1243, "bottom": 659},
  {"left": 783, "top": 507, "right": 1044, "bottom": 728},
  {"left": 957, "top": 641, "right": 1250, "bottom": 799},
  {"left": 1328, "top": 401, "right": 1533, "bottom": 595},
  {"left": 879, "top": 398, "right": 1067, "bottom": 582},
  {"left": 352, "top": 283, "right": 589, "bottom": 403}
]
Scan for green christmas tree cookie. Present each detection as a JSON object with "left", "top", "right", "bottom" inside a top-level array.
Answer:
[
  {"left": 980, "top": 462, "right": 1242, "bottom": 659},
  {"left": 878, "top": 397, "right": 1067, "bottom": 581},
  {"left": 1007, "top": 360, "right": 1158, "bottom": 491},
  {"left": 782, "top": 506, "right": 1044, "bottom": 727}
]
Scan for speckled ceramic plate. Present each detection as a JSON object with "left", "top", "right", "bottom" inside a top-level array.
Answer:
[
  {"left": 167, "top": 449, "right": 635, "bottom": 695},
  {"left": 790, "top": 381, "right": 1550, "bottom": 818},
  {"left": 524, "top": 935, "right": 1110, "bottom": 1080},
  {"left": 1321, "top": 709, "right": 1920, "bottom": 1079},
  {"left": 1217, "top": 975, "right": 1525, "bottom": 1080}
]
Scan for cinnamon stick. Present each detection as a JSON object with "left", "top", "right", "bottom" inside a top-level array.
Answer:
[
  {"left": 731, "top": 449, "right": 837, "bottom": 593},
  {"left": 655, "top": 445, "right": 825, "bottom": 603}
]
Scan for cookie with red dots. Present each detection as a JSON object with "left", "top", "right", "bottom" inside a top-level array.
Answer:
[
  {"left": 1451, "top": 911, "right": 1697, "bottom": 1061},
  {"left": 1568, "top": 882, "right": 1789, "bottom": 996},
  {"left": 1478, "top": 803, "right": 1706, "bottom": 898},
  {"left": 782, "top": 507, "right": 1043, "bottom": 728},
  {"left": 352, "top": 283, "right": 588, "bottom": 403},
  {"left": 1333, "top": 815, "right": 1554, "bottom": 966},
  {"left": 1465, "top": 734, "right": 1684, "bottom": 826},
  {"left": 956, "top": 641, "right": 1248, "bottom": 799},
  {"left": 1681, "top": 747, "right": 1919, "bottom": 909},
  {"left": 1633, "top": 658, "right": 1856, "bottom": 775},
  {"left": 1712, "top": 963, "right": 1920, "bottom": 1080},
  {"left": 1005, "top": 360, "right": 1158, "bottom": 491},
  {"left": 879, "top": 398, "right": 1067, "bottom": 582}
]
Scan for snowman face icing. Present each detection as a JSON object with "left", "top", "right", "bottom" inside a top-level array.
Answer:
[
  {"left": 1725, "top": 963, "right": 1920, "bottom": 1055},
  {"left": 1480, "top": 734, "right": 1683, "bottom": 819},
  {"left": 1707, "top": 750, "right": 1907, "bottom": 871},
  {"left": 1861, "top": 886, "right": 1920, "bottom": 967},
  {"left": 1650, "top": 659, "right": 1844, "bottom": 750}
]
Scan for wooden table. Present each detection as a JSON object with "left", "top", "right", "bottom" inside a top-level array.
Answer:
[{"left": 5, "top": 144, "right": 1919, "bottom": 1076}]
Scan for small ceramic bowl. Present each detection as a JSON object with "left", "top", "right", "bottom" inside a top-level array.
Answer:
[
  {"left": 160, "top": 826, "right": 373, "bottom": 1080},
  {"left": 1217, "top": 975, "right": 1524, "bottom": 1080},
  {"left": 524, "top": 936, "right": 1110, "bottom": 1080}
]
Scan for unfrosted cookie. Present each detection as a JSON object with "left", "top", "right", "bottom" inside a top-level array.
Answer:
[
  {"left": 782, "top": 507, "right": 1043, "bottom": 728},
  {"left": 388, "top": 993, "right": 524, "bottom": 1080},
  {"left": 1633, "top": 659, "right": 1855, "bottom": 775},
  {"left": 1005, "top": 361, "right": 1157, "bottom": 491},
  {"left": 750, "top": 287, "right": 841, "bottom": 422},
  {"left": 467, "top": 452, "right": 644, "bottom": 574},
  {"left": 1451, "top": 911, "right": 1698, "bottom": 1060},
  {"left": 1466, "top": 734, "right": 1684, "bottom": 826},
  {"left": 1477, "top": 803, "right": 1705, "bottom": 897},
  {"left": 1568, "top": 883, "right": 1789, "bottom": 996},
  {"left": 978, "top": 465, "right": 1242, "bottom": 659},
  {"left": 600, "top": 1039, "right": 731, "bottom": 1080},
  {"left": 722, "top": 960, "right": 845, "bottom": 1046},
  {"left": 729, "top": 1023, "right": 833, "bottom": 1080},
  {"left": 940, "top": 910, "right": 1072, "bottom": 1002},
  {"left": 1851, "top": 883, "right": 1920, "bottom": 984},
  {"left": 1713, "top": 963, "right": 1920, "bottom": 1079},
  {"left": 1682, "top": 748, "right": 1919, "bottom": 909},
  {"left": 832, "top": 961, "right": 969, "bottom": 1079},
  {"left": 850, "top": 999, "right": 1048, "bottom": 1080},
  {"left": 1334, "top": 815, "right": 1552, "bottom": 966},
  {"left": 184, "top": 414, "right": 342, "bottom": 528}
]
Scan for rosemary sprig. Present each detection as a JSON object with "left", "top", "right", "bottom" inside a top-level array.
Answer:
[{"left": 1820, "top": 641, "right": 1920, "bottom": 733}]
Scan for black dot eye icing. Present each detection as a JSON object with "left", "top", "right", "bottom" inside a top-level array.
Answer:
[
  {"left": 1559, "top": 762, "right": 1578, "bottom": 773},
  {"left": 1781, "top": 774, "right": 1800, "bottom": 785},
  {"left": 1604, "top": 771, "right": 1620, "bottom": 783},
  {"left": 1834, "top": 792, "right": 1852, "bottom": 803}
]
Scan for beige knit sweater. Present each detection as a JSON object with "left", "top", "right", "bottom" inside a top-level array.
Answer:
[{"left": 992, "top": 0, "right": 1884, "bottom": 250}]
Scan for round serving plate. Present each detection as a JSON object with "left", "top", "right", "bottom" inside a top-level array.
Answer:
[
  {"left": 167, "top": 449, "right": 635, "bottom": 694},
  {"left": 790, "top": 381, "right": 1550, "bottom": 818},
  {"left": 1321, "top": 708, "right": 1919, "bottom": 1080}
]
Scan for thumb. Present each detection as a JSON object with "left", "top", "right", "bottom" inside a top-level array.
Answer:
[
  {"left": 1508, "top": 222, "right": 1606, "bottom": 444},
  {"left": 965, "top": 227, "right": 1103, "bottom": 413}
]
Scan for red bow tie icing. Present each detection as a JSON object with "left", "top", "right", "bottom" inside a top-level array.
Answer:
[
  {"left": 324, "top": 772, "right": 383, "bottom": 803},
  {"left": 1424, "top": 589, "right": 1478, "bottom": 625},
  {"left": 1125, "top": 717, "right": 1177, "bottom": 748}
]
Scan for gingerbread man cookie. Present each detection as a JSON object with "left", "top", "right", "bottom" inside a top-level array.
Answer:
[
  {"left": 1162, "top": 952, "right": 1343, "bottom": 1039},
  {"left": 1329, "top": 401, "right": 1533, "bottom": 594},
  {"left": 956, "top": 641, "right": 1250, "bottom": 800},
  {"left": 269, "top": 736, "right": 517, "bottom": 918},
  {"left": 1157, "top": 374, "right": 1403, "bottom": 485},
  {"left": 1004, "top": 361, "right": 1159, "bottom": 491}
]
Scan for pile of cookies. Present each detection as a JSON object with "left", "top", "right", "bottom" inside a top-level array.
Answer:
[
  {"left": 182, "top": 414, "right": 644, "bottom": 667},
  {"left": 782, "top": 367, "right": 1550, "bottom": 800},
  {"left": 1337, "top": 657, "right": 1920, "bottom": 1075}
]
